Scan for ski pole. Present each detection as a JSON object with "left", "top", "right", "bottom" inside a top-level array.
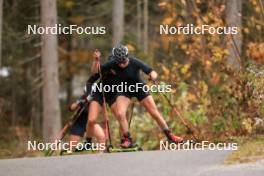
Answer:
[
  {"left": 128, "top": 101, "right": 135, "bottom": 129},
  {"left": 152, "top": 80, "right": 198, "bottom": 141},
  {"left": 45, "top": 104, "right": 86, "bottom": 156},
  {"left": 95, "top": 49, "right": 112, "bottom": 147}
]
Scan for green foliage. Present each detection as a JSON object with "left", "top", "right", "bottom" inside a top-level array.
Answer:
[
  {"left": 213, "top": 119, "right": 226, "bottom": 133},
  {"left": 185, "top": 107, "right": 208, "bottom": 126}
]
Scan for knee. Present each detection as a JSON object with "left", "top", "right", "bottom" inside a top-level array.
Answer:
[
  {"left": 115, "top": 110, "right": 126, "bottom": 121},
  {"left": 87, "top": 118, "right": 96, "bottom": 127}
]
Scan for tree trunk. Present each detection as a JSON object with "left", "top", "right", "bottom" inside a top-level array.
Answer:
[
  {"left": 0, "top": 0, "right": 3, "bottom": 68},
  {"left": 41, "top": 0, "right": 61, "bottom": 142},
  {"left": 11, "top": 83, "right": 17, "bottom": 126},
  {"left": 137, "top": 0, "right": 142, "bottom": 47},
  {"left": 225, "top": 0, "right": 242, "bottom": 71},
  {"left": 65, "top": 35, "right": 73, "bottom": 105},
  {"left": 143, "top": 0, "right": 148, "bottom": 54},
  {"left": 112, "top": 0, "right": 124, "bottom": 46}
]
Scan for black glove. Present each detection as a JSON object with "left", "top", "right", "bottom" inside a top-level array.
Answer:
[{"left": 76, "top": 99, "right": 86, "bottom": 107}]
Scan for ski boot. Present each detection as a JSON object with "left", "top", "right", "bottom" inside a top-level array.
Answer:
[
  {"left": 163, "top": 129, "right": 184, "bottom": 144},
  {"left": 120, "top": 133, "right": 134, "bottom": 148},
  {"left": 107, "top": 132, "right": 143, "bottom": 153}
]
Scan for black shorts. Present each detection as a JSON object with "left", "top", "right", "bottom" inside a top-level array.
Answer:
[
  {"left": 91, "top": 91, "right": 117, "bottom": 107},
  {"left": 69, "top": 111, "right": 88, "bottom": 136},
  {"left": 116, "top": 87, "right": 150, "bottom": 101}
]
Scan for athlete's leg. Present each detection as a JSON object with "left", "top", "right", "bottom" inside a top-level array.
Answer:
[
  {"left": 140, "top": 95, "right": 168, "bottom": 129},
  {"left": 111, "top": 96, "right": 134, "bottom": 148},
  {"left": 93, "top": 123, "right": 105, "bottom": 144},
  {"left": 69, "top": 134, "right": 81, "bottom": 149},
  {"left": 69, "top": 112, "right": 87, "bottom": 150},
  {"left": 140, "top": 95, "right": 183, "bottom": 143},
  {"left": 110, "top": 96, "right": 131, "bottom": 134},
  {"left": 86, "top": 101, "right": 104, "bottom": 142}
]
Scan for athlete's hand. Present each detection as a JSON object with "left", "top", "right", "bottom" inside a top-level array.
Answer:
[
  {"left": 149, "top": 71, "right": 158, "bottom": 81},
  {"left": 92, "top": 49, "right": 101, "bottom": 73},
  {"left": 86, "top": 95, "right": 92, "bottom": 102},
  {"left": 69, "top": 102, "right": 79, "bottom": 111},
  {"left": 93, "top": 49, "right": 101, "bottom": 60}
]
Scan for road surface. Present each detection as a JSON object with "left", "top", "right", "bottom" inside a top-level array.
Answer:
[{"left": 0, "top": 150, "right": 263, "bottom": 176}]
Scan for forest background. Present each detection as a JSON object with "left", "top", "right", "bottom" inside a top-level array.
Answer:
[{"left": 0, "top": 0, "right": 263, "bottom": 158}]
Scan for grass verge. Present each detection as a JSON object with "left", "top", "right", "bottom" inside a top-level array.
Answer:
[{"left": 225, "top": 135, "right": 264, "bottom": 164}]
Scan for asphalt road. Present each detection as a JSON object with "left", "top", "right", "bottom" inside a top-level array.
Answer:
[{"left": 0, "top": 150, "right": 263, "bottom": 176}]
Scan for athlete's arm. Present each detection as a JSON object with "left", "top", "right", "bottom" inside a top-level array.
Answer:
[
  {"left": 85, "top": 73, "right": 100, "bottom": 96},
  {"left": 91, "top": 50, "right": 114, "bottom": 74},
  {"left": 69, "top": 95, "right": 86, "bottom": 111},
  {"left": 86, "top": 59, "right": 115, "bottom": 91},
  {"left": 86, "top": 53, "right": 116, "bottom": 94},
  {"left": 133, "top": 57, "right": 153, "bottom": 74},
  {"left": 149, "top": 70, "right": 158, "bottom": 81},
  {"left": 132, "top": 57, "right": 157, "bottom": 80}
]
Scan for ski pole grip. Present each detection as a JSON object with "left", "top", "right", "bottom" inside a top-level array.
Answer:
[
  {"left": 94, "top": 49, "right": 100, "bottom": 62},
  {"left": 93, "top": 49, "right": 101, "bottom": 72}
]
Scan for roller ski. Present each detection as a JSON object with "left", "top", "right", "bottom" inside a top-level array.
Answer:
[
  {"left": 59, "top": 139, "right": 95, "bottom": 156},
  {"left": 107, "top": 144, "right": 143, "bottom": 153},
  {"left": 44, "top": 105, "right": 86, "bottom": 157},
  {"left": 106, "top": 132, "right": 143, "bottom": 153},
  {"left": 59, "top": 148, "right": 95, "bottom": 156},
  {"left": 60, "top": 149, "right": 96, "bottom": 156}
]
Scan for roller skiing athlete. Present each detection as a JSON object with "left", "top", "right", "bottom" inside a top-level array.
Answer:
[
  {"left": 85, "top": 51, "right": 119, "bottom": 152},
  {"left": 60, "top": 88, "right": 105, "bottom": 155},
  {"left": 88, "top": 46, "right": 184, "bottom": 150},
  {"left": 44, "top": 87, "right": 106, "bottom": 156},
  {"left": 86, "top": 50, "right": 142, "bottom": 152}
]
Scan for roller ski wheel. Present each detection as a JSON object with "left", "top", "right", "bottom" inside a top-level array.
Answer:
[
  {"left": 106, "top": 144, "right": 114, "bottom": 153},
  {"left": 107, "top": 144, "right": 143, "bottom": 153},
  {"left": 60, "top": 149, "right": 74, "bottom": 156}
]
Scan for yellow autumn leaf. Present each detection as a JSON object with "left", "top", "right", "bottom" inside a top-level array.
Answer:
[
  {"left": 163, "top": 17, "right": 174, "bottom": 24},
  {"left": 199, "top": 81, "right": 208, "bottom": 96},
  {"left": 202, "top": 16, "right": 209, "bottom": 23},
  {"left": 242, "top": 118, "right": 253, "bottom": 134},
  {"left": 206, "top": 60, "right": 212, "bottom": 66},
  {"left": 180, "top": 44, "right": 187, "bottom": 50},
  {"left": 65, "top": 0, "right": 74, "bottom": 9},
  {"left": 181, "top": 64, "right": 191, "bottom": 74},
  {"left": 126, "top": 44, "right": 135, "bottom": 52},
  {"left": 161, "top": 65, "right": 170, "bottom": 78},
  {"left": 187, "top": 93, "right": 197, "bottom": 103},
  {"left": 243, "top": 28, "right": 250, "bottom": 34},
  {"left": 256, "top": 25, "right": 261, "bottom": 31},
  {"left": 255, "top": 6, "right": 261, "bottom": 13}
]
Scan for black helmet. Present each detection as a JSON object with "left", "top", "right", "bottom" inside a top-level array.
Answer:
[{"left": 112, "top": 44, "right": 128, "bottom": 63}]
